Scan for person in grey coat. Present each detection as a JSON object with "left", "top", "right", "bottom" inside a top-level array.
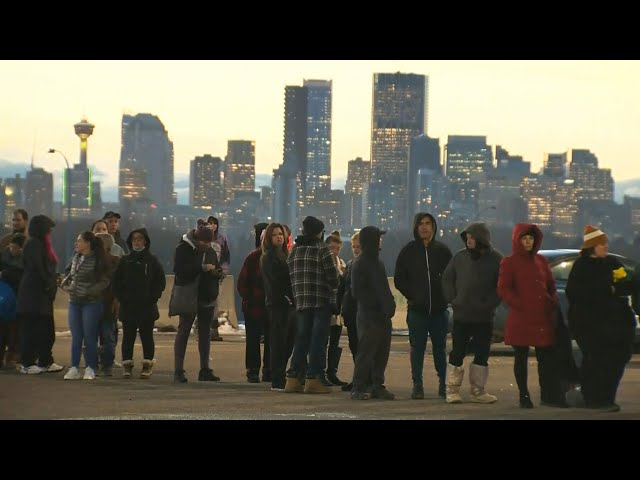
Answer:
[
  {"left": 442, "top": 222, "right": 502, "bottom": 404},
  {"left": 350, "top": 226, "right": 396, "bottom": 400}
]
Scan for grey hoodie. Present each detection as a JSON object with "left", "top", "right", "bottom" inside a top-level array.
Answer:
[{"left": 442, "top": 222, "right": 503, "bottom": 323}]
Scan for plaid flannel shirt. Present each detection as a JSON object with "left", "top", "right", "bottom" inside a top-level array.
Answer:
[{"left": 287, "top": 240, "right": 339, "bottom": 310}]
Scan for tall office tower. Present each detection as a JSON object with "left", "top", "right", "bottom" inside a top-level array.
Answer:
[
  {"left": 259, "top": 185, "right": 273, "bottom": 220},
  {"left": 568, "top": 149, "right": 613, "bottom": 202},
  {"left": 26, "top": 167, "right": 53, "bottom": 218},
  {"left": 521, "top": 176, "right": 555, "bottom": 229},
  {"left": 408, "top": 135, "right": 440, "bottom": 219},
  {"left": 282, "top": 85, "right": 308, "bottom": 180},
  {"left": 344, "top": 157, "right": 371, "bottom": 228},
  {"left": 370, "top": 72, "right": 428, "bottom": 226},
  {"left": 190, "top": 154, "right": 223, "bottom": 209},
  {"left": 281, "top": 80, "right": 333, "bottom": 206},
  {"left": 303, "top": 79, "right": 332, "bottom": 204},
  {"left": 496, "top": 145, "right": 531, "bottom": 177},
  {"left": 543, "top": 152, "right": 567, "bottom": 179},
  {"left": 272, "top": 163, "right": 302, "bottom": 228},
  {"left": 2, "top": 174, "right": 25, "bottom": 228},
  {"left": 224, "top": 140, "right": 255, "bottom": 203},
  {"left": 119, "top": 113, "right": 175, "bottom": 206},
  {"left": 91, "top": 181, "right": 102, "bottom": 216},
  {"left": 445, "top": 135, "right": 493, "bottom": 206},
  {"left": 551, "top": 179, "right": 579, "bottom": 239}
]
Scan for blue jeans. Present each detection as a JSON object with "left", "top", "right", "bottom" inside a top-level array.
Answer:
[
  {"left": 407, "top": 308, "right": 448, "bottom": 386},
  {"left": 69, "top": 303, "right": 103, "bottom": 370},
  {"left": 288, "top": 306, "right": 331, "bottom": 378}
]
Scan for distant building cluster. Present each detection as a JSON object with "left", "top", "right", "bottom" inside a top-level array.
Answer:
[{"left": 1, "top": 72, "right": 638, "bottom": 242}]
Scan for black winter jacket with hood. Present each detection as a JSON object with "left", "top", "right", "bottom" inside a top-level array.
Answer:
[
  {"left": 173, "top": 229, "right": 221, "bottom": 306},
  {"left": 112, "top": 228, "right": 166, "bottom": 318},
  {"left": 394, "top": 213, "right": 452, "bottom": 315}
]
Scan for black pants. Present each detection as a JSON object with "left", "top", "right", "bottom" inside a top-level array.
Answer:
[
  {"left": 512, "top": 345, "right": 562, "bottom": 402},
  {"left": 577, "top": 338, "right": 631, "bottom": 407},
  {"left": 0, "top": 316, "right": 21, "bottom": 362},
  {"left": 268, "top": 305, "right": 296, "bottom": 387},
  {"left": 121, "top": 309, "right": 155, "bottom": 361},
  {"left": 174, "top": 305, "right": 214, "bottom": 372},
  {"left": 344, "top": 313, "right": 358, "bottom": 359},
  {"left": 352, "top": 310, "right": 391, "bottom": 394},
  {"left": 244, "top": 309, "right": 270, "bottom": 374},
  {"left": 449, "top": 321, "right": 493, "bottom": 367},
  {"left": 21, "top": 313, "right": 55, "bottom": 368}
]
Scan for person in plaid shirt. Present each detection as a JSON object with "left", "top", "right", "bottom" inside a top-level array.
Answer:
[{"left": 284, "top": 216, "right": 339, "bottom": 394}]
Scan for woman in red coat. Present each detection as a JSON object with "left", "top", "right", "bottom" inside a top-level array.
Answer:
[{"left": 497, "top": 223, "right": 566, "bottom": 409}]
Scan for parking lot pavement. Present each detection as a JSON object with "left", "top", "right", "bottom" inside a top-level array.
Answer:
[{"left": 1, "top": 334, "right": 639, "bottom": 420}]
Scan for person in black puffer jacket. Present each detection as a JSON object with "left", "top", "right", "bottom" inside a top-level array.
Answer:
[{"left": 112, "top": 228, "right": 166, "bottom": 379}]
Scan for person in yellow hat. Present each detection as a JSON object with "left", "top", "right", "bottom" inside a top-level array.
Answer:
[{"left": 565, "top": 225, "right": 636, "bottom": 412}]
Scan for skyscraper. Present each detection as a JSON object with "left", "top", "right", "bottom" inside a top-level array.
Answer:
[
  {"left": 26, "top": 167, "right": 53, "bottom": 218},
  {"left": 408, "top": 135, "right": 440, "bottom": 219},
  {"left": 370, "top": 72, "right": 428, "bottom": 225},
  {"left": 224, "top": 140, "right": 255, "bottom": 203},
  {"left": 445, "top": 135, "right": 493, "bottom": 205},
  {"left": 345, "top": 157, "right": 371, "bottom": 228},
  {"left": 190, "top": 154, "right": 223, "bottom": 209},
  {"left": 281, "top": 80, "right": 332, "bottom": 207},
  {"left": 119, "top": 113, "right": 175, "bottom": 207}
]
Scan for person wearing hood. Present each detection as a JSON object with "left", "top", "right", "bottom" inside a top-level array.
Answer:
[
  {"left": 237, "top": 222, "right": 270, "bottom": 383},
  {"left": 17, "top": 214, "right": 64, "bottom": 374},
  {"left": 442, "top": 223, "right": 502, "bottom": 404},
  {"left": 172, "top": 222, "right": 224, "bottom": 383},
  {"left": 112, "top": 228, "right": 166, "bottom": 379},
  {"left": 497, "top": 223, "right": 567, "bottom": 408},
  {"left": 284, "top": 216, "right": 339, "bottom": 394},
  {"left": 565, "top": 226, "right": 636, "bottom": 412},
  {"left": 394, "top": 212, "right": 452, "bottom": 400},
  {"left": 350, "top": 226, "right": 396, "bottom": 400}
]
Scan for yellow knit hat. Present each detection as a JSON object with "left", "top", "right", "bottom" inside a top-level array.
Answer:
[{"left": 582, "top": 225, "right": 608, "bottom": 249}]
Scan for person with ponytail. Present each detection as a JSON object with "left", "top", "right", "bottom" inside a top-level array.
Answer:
[
  {"left": 16, "top": 215, "right": 64, "bottom": 374},
  {"left": 61, "top": 231, "right": 111, "bottom": 380}
]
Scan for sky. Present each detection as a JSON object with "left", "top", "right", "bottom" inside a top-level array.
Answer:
[{"left": 1, "top": 60, "right": 639, "bottom": 203}]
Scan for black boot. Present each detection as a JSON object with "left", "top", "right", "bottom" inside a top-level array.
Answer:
[
  {"left": 519, "top": 392, "right": 534, "bottom": 408},
  {"left": 438, "top": 377, "right": 446, "bottom": 398},
  {"left": 318, "top": 371, "right": 333, "bottom": 386},
  {"left": 327, "top": 346, "right": 347, "bottom": 386},
  {"left": 246, "top": 369, "right": 260, "bottom": 383}
]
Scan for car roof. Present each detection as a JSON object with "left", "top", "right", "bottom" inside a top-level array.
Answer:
[{"left": 539, "top": 249, "right": 634, "bottom": 265}]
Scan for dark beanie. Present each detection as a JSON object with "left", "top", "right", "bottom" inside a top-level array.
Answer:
[
  {"left": 254, "top": 222, "right": 269, "bottom": 248},
  {"left": 302, "top": 216, "right": 324, "bottom": 236},
  {"left": 194, "top": 224, "right": 214, "bottom": 243}
]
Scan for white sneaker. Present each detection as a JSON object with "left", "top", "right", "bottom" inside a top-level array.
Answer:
[
  {"left": 26, "top": 365, "right": 45, "bottom": 375},
  {"left": 64, "top": 367, "right": 82, "bottom": 380},
  {"left": 44, "top": 363, "right": 64, "bottom": 373},
  {"left": 83, "top": 367, "right": 96, "bottom": 380}
]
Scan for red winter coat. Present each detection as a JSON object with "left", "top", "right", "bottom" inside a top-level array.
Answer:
[{"left": 497, "top": 223, "right": 558, "bottom": 347}]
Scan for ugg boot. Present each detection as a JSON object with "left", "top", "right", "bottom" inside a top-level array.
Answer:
[
  {"left": 446, "top": 363, "right": 464, "bottom": 404},
  {"left": 140, "top": 359, "right": 154, "bottom": 379},
  {"left": 123, "top": 360, "right": 134, "bottom": 378},
  {"left": 303, "top": 377, "right": 331, "bottom": 394},
  {"left": 284, "top": 376, "right": 304, "bottom": 393},
  {"left": 469, "top": 363, "right": 498, "bottom": 404}
]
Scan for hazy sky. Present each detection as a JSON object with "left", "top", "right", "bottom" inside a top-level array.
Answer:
[{"left": 1, "top": 60, "right": 639, "bottom": 197}]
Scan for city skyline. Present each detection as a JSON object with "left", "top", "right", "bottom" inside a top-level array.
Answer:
[{"left": 1, "top": 60, "right": 639, "bottom": 204}]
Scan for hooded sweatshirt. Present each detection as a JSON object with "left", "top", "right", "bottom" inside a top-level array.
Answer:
[
  {"left": 442, "top": 222, "right": 503, "bottom": 323},
  {"left": 351, "top": 226, "right": 395, "bottom": 320},
  {"left": 173, "top": 229, "right": 221, "bottom": 305},
  {"left": 394, "top": 213, "right": 452, "bottom": 315}
]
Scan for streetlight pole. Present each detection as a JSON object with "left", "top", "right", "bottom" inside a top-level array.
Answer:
[{"left": 48, "top": 149, "right": 71, "bottom": 268}]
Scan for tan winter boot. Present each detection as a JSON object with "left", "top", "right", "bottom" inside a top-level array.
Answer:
[
  {"left": 140, "top": 359, "right": 154, "bottom": 379},
  {"left": 469, "top": 363, "right": 498, "bottom": 404},
  {"left": 123, "top": 360, "right": 134, "bottom": 378},
  {"left": 446, "top": 363, "right": 465, "bottom": 404},
  {"left": 303, "top": 377, "right": 331, "bottom": 394},
  {"left": 284, "top": 377, "right": 304, "bottom": 393}
]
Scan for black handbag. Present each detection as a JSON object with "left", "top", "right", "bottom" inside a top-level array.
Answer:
[{"left": 168, "top": 280, "right": 199, "bottom": 317}]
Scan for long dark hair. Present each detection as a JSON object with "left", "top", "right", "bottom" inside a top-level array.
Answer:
[
  {"left": 261, "top": 223, "right": 288, "bottom": 265},
  {"left": 78, "top": 231, "right": 109, "bottom": 277}
]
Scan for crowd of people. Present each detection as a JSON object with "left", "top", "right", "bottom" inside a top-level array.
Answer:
[{"left": 0, "top": 207, "right": 635, "bottom": 412}]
